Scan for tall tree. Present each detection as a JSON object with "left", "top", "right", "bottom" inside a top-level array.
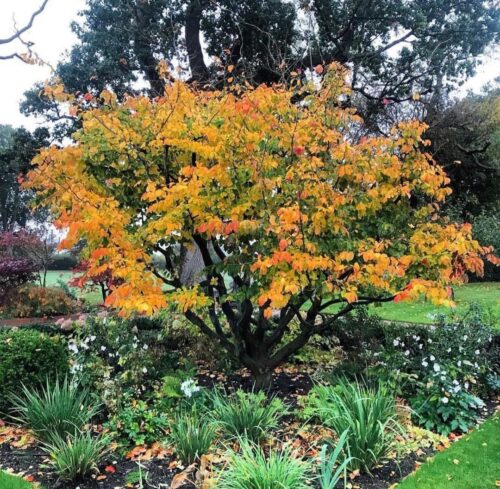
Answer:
[
  {"left": 22, "top": 0, "right": 499, "bottom": 134},
  {"left": 0, "top": 126, "right": 50, "bottom": 231},
  {"left": 426, "top": 87, "right": 500, "bottom": 217}
]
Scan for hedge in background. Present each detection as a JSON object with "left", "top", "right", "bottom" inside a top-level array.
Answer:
[{"left": 0, "top": 329, "right": 69, "bottom": 414}]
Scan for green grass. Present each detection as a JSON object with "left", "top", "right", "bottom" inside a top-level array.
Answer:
[
  {"left": 397, "top": 413, "right": 500, "bottom": 489},
  {"left": 44, "top": 271, "right": 102, "bottom": 305},
  {"left": 0, "top": 471, "right": 36, "bottom": 488},
  {"left": 323, "top": 282, "right": 500, "bottom": 326}
]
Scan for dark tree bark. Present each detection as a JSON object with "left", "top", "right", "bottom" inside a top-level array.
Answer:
[{"left": 185, "top": 0, "right": 209, "bottom": 82}]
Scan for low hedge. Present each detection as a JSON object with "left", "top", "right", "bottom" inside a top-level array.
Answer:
[{"left": 0, "top": 329, "right": 69, "bottom": 414}]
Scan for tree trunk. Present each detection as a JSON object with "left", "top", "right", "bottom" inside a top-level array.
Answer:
[{"left": 252, "top": 369, "right": 273, "bottom": 391}]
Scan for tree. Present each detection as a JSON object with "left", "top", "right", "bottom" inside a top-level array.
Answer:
[
  {"left": 0, "top": 126, "right": 50, "bottom": 231},
  {"left": 26, "top": 66, "right": 493, "bottom": 387},
  {"left": 0, "top": 0, "right": 49, "bottom": 63},
  {"left": 22, "top": 0, "right": 499, "bottom": 135},
  {"left": 0, "top": 232, "right": 38, "bottom": 303},
  {"left": 425, "top": 87, "right": 500, "bottom": 217},
  {"left": 69, "top": 260, "right": 123, "bottom": 301}
]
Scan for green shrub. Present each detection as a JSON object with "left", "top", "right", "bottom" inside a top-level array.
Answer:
[
  {"left": 209, "top": 389, "right": 286, "bottom": 442},
  {"left": 4, "top": 284, "right": 78, "bottom": 318},
  {"left": 217, "top": 440, "right": 311, "bottom": 489},
  {"left": 48, "top": 252, "right": 78, "bottom": 271},
  {"left": 169, "top": 413, "right": 216, "bottom": 465},
  {"left": 8, "top": 377, "right": 100, "bottom": 443},
  {"left": 304, "top": 379, "right": 402, "bottom": 473},
  {"left": 44, "top": 431, "right": 109, "bottom": 480},
  {"left": 0, "top": 329, "right": 68, "bottom": 414}
]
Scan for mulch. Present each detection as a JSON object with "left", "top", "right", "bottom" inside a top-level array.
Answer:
[{"left": 0, "top": 438, "right": 436, "bottom": 489}]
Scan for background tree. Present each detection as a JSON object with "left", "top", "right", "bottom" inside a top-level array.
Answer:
[
  {"left": 26, "top": 68, "right": 492, "bottom": 387},
  {"left": 0, "top": 231, "right": 38, "bottom": 303},
  {"left": 0, "top": 126, "right": 50, "bottom": 231},
  {"left": 426, "top": 87, "right": 500, "bottom": 217},
  {"left": 21, "top": 0, "right": 499, "bottom": 136}
]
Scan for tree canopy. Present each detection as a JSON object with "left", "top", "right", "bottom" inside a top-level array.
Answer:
[
  {"left": 26, "top": 65, "right": 493, "bottom": 385},
  {"left": 0, "top": 126, "right": 50, "bottom": 232},
  {"left": 22, "top": 0, "right": 499, "bottom": 134}
]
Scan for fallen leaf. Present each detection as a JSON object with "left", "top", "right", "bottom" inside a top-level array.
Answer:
[
  {"left": 171, "top": 464, "right": 197, "bottom": 489},
  {"left": 105, "top": 465, "right": 116, "bottom": 473}
]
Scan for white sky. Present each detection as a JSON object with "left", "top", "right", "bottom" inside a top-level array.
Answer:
[{"left": 0, "top": 0, "right": 499, "bottom": 130}]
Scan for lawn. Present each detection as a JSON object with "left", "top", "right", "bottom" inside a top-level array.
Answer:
[
  {"left": 397, "top": 413, "right": 500, "bottom": 489},
  {"left": 0, "top": 471, "right": 35, "bottom": 489},
  {"left": 44, "top": 270, "right": 103, "bottom": 306},
  {"left": 322, "top": 282, "right": 500, "bottom": 326}
]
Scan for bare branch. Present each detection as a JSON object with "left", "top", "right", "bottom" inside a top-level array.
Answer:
[{"left": 0, "top": 0, "right": 49, "bottom": 45}]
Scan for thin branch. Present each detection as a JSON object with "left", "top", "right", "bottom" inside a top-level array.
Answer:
[{"left": 0, "top": 0, "right": 49, "bottom": 45}]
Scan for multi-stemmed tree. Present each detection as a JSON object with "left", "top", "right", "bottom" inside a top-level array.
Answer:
[{"left": 27, "top": 65, "right": 493, "bottom": 386}]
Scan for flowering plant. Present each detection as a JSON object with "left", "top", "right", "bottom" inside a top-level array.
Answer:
[
  {"left": 66, "top": 313, "right": 171, "bottom": 413},
  {"left": 377, "top": 305, "right": 496, "bottom": 434}
]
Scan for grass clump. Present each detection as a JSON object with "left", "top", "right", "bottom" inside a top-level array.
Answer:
[
  {"left": 169, "top": 413, "right": 216, "bottom": 465},
  {"left": 8, "top": 377, "right": 99, "bottom": 443},
  {"left": 306, "top": 379, "right": 403, "bottom": 473},
  {"left": 44, "top": 431, "right": 109, "bottom": 480},
  {"left": 318, "top": 430, "right": 351, "bottom": 489},
  {"left": 209, "top": 389, "right": 285, "bottom": 442},
  {"left": 217, "top": 440, "right": 311, "bottom": 489}
]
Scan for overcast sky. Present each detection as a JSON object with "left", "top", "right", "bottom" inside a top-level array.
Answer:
[{"left": 0, "top": 0, "right": 499, "bottom": 130}]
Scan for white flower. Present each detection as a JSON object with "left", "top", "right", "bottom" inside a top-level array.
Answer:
[
  {"left": 90, "top": 335, "right": 96, "bottom": 342},
  {"left": 422, "top": 360, "right": 429, "bottom": 367},
  {"left": 142, "top": 367, "right": 148, "bottom": 374},
  {"left": 463, "top": 335, "right": 468, "bottom": 341},
  {"left": 428, "top": 338, "right": 432, "bottom": 343},
  {"left": 430, "top": 355, "right": 435, "bottom": 361},
  {"left": 68, "top": 342, "right": 79, "bottom": 354},
  {"left": 475, "top": 349, "right": 480, "bottom": 355},
  {"left": 404, "top": 350, "right": 410, "bottom": 356},
  {"left": 441, "top": 397, "right": 449, "bottom": 404},
  {"left": 101, "top": 345, "right": 106, "bottom": 352},
  {"left": 464, "top": 381, "right": 470, "bottom": 390},
  {"left": 393, "top": 338, "right": 400, "bottom": 347},
  {"left": 418, "top": 344, "right": 423, "bottom": 349},
  {"left": 180, "top": 378, "right": 201, "bottom": 398},
  {"left": 457, "top": 361, "right": 462, "bottom": 367},
  {"left": 143, "top": 344, "right": 149, "bottom": 350},
  {"left": 433, "top": 363, "right": 441, "bottom": 372}
]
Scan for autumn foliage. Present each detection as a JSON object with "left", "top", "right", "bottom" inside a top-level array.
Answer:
[{"left": 26, "top": 64, "right": 493, "bottom": 384}]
